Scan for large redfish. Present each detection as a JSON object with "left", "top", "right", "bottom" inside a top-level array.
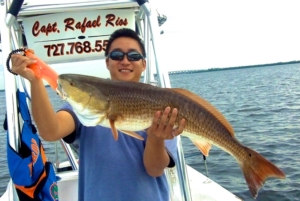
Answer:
[{"left": 57, "top": 73, "right": 285, "bottom": 199}]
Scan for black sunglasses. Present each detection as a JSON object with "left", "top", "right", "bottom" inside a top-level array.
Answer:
[{"left": 107, "top": 51, "right": 144, "bottom": 61}]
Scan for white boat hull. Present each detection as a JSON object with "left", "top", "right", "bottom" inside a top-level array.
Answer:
[{"left": 0, "top": 165, "right": 242, "bottom": 201}]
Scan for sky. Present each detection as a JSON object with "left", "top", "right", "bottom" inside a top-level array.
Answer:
[
  {"left": 1, "top": 0, "right": 300, "bottom": 89},
  {"left": 155, "top": 0, "right": 300, "bottom": 70}
]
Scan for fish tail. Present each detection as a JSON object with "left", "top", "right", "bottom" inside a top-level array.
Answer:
[
  {"left": 26, "top": 50, "right": 58, "bottom": 90},
  {"left": 240, "top": 146, "right": 285, "bottom": 199}
]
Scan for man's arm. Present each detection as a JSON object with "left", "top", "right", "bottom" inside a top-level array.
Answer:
[
  {"left": 30, "top": 78, "right": 75, "bottom": 141},
  {"left": 144, "top": 107, "right": 185, "bottom": 177},
  {"left": 11, "top": 53, "right": 75, "bottom": 141}
]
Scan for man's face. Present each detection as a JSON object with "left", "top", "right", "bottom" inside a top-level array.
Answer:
[{"left": 106, "top": 37, "right": 146, "bottom": 82}]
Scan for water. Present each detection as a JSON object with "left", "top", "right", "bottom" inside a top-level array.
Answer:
[{"left": 1, "top": 64, "right": 300, "bottom": 200}]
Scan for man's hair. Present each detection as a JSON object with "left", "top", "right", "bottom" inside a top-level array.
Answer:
[{"left": 105, "top": 28, "right": 146, "bottom": 57}]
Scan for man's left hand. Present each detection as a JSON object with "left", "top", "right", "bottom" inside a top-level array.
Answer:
[{"left": 147, "top": 106, "right": 185, "bottom": 141}]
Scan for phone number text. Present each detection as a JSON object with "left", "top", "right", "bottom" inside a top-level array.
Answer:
[{"left": 44, "top": 40, "right": 108, "bottom": 57}]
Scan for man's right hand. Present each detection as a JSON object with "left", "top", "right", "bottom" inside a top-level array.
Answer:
[{"left": 11, "top": 49, "right": 38, "bottom": 81}]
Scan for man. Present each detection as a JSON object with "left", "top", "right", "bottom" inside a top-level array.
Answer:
[{"left": 11, "top": 28, "right": 185, "bottom": 201}]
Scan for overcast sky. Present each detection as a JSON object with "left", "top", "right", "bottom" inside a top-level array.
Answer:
[
  {"left": 1, "top": 0, "right": 300, "bottom": 89},
  {"left": 155, "top": 0, "right": 300, "bottom": 70}
]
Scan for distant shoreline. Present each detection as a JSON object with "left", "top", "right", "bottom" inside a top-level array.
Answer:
[
  {"left": 167, "top": 60, "right": 300, "bottom": 75},
  {"left": 206, "top": 60, "right": 300, "bottom": 71}
]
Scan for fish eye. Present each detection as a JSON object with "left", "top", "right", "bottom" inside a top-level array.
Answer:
[{"left": 70, "top": 82, "right": 75, "bottom": 86}]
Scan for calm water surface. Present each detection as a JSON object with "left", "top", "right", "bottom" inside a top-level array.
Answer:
[{"left": 0, "top": 64, "right": 299, "bottom": 200}]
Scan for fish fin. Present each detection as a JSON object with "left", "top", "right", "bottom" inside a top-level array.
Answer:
[
  {"left": 191, "top": 139, "right": 212, "bottom": 156},
  {"left": 120, "top": 130, "right": 144, "bottom": 140},
  {"left": 109, "top": 119, "right": 118, "bottom": 140},
  {"left": 240, "top": 146, "right": 286, "bottom": 198},
  {"left": 170, "top": 88, "right": 235, "bottom": 136}
]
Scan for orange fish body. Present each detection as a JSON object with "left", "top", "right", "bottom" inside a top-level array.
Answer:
[{"left": 25, "top": 50, "right": 58, "bottom": 90}]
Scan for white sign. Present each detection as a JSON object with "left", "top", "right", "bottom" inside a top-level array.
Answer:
[{"left": 22, "top": 9, "right": 135, "bottom": 63}]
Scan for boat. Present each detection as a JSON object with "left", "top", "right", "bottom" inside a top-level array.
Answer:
[{"left": 0, "top": 0, "right": 243, "bottom": 200}]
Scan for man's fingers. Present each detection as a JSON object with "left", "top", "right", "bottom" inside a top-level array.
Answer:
[
  {"left": 158, "top": 107, "right": 170, "bottom": 129},
  {"left": 149, "top": 107, "right": 185, "bottom": 139},
  {"left": 151, "top": 111, "right": 161, "bottom": 127},
  {"left": 167, "top": 108, "right": 178, "bottom": 129},
  {"left": 11, "top": 54, "right": 35, "bottom": 69},
  {"left": 22, "top": 58, "right": 35, "bottom": 68},
  {"left": 173, "top": 118, "right": 186, "bottom": 136}
]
